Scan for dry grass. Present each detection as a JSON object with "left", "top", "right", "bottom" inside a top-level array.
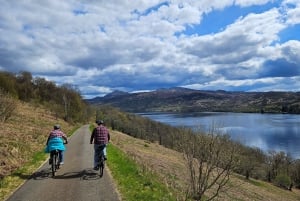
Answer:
[
  {"left": 2, "top": 101, "right": 300, "bottom": 201},
  {"left": 111, "top": 130, "right": 300, "bottom": 201},
  {"left": 0, "top": 101, "right": 75, "bottom": 200},
  {"left": 111, "top": 130, "right": 188, "bottom": 199}
]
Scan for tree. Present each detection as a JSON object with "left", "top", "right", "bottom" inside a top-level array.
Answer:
[
  {"left": 179, "top": 128, "right": 238, "bottom": 201},
  {"left": 0, "top": 88, "right": 17, "bottom": 122},
  {"left": 33, "top": 77, "right": 57, "bottom": 102},
  {"left": 237, "top": 146, "right": 266, "bottom": 180},
  {"left": 0, "top": 71, "right": 17, "bottom": 97},
  {"left": 290, "top": 159, "right": 300, "bottom": 188},
  {"left": 60, "top": 83, "right": 87, "bottom": 122},
  {"left": 16, "top": 71, "right": 34, "bottom": 101},
  {"left": 266, "top": 151, "right": 292, "bottom": 184}
]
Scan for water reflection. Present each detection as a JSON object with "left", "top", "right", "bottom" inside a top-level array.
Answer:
[{"left": 140, "top": 112, "right": 300, "bottom": 159}]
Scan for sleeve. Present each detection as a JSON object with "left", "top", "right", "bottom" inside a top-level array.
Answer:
[
  {"left": 62, "top": 132, "right": 68, "bottom": 141},
  {"left": 90, "top": 128, "right": 96, "bottom": 144},
  {"left": 46, "top": 135, "right": 50, "bottom": 145}
]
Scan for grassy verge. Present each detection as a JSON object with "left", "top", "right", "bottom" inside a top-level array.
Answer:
[
  {"left": 90, "top": 124, "right": 177, "bottom": 200},
  {"left": 107, "top": 144, "right": 176, "bottom": 201},
  {"left": 0, "top": 151, "right": 48, "bottom": 200}
]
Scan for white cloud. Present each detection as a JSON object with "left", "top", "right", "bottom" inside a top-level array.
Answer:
[
  {"left": 0, "top": 0, "right": 299, "bottom": 98},
  {"left": 235, "top": 0, "right": 272, "bottom": 7},
  {"left": 280, "top": 40, "right": 300, "bottom": 63}
]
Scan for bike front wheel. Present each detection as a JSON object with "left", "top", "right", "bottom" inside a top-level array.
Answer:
[{"left": 99, "top": 161, "right": 104, "bottom": 177}]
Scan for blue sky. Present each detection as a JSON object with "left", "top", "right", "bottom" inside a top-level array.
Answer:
[{"left": 0, "top": 0, "right": 299, "bottom": 98}]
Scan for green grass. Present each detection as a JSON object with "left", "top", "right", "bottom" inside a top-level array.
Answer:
[
  {"left": 107, "top": 144, "right": 176, "bottom": 201},
  {"left": 0, "top": 150, "right": 49, "bottom": 200},
  {"left": 235, "top": 174, "right": 265, "bottom": 187},
  {"left": 4, "top": 151, "right": 48, "bottom": 183},
  {"left": 93, "top": 125, "right": 177, "bottom": 200}
]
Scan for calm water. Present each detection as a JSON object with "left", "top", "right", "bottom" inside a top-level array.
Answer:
[{"left": 139, "top": 112, "right": 300, "bottom": 159}]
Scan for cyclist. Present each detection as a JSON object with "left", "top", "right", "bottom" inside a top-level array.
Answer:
[
  {"left": 45, "top": 124, "right": 68, "bottom": 165},
  {"left": 90, "top": 120, "right": 110, "bottom": 170}
]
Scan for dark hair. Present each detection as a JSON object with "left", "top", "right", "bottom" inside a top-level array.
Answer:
[
  {"left": 54, "top": 124, "right": 60, "bottom": 129},
  {"left": 96, "top": 120, "right": 104, "bottom": 125}
]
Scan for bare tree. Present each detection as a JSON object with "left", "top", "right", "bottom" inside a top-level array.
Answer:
[
  {"left": 237, "top": 146, "right": 266, "bottom": 180},
  {"left": 179, "top": 127, "right": 238, "bottom": 201}
]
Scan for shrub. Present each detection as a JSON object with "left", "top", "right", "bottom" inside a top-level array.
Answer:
[
  {"left": 274, "top": 174, "right": 292, "bottom": 190},
  {"left": 0, "top": 89, "right": 17, "bottom": 122}
]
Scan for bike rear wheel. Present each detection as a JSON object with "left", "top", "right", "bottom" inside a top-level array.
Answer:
[{"left": 51, "top": 153, "right": 57, "bottom": 177}]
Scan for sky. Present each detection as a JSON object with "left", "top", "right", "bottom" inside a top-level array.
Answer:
[{"left": 0, "top": 0, "right": 300, "bottom": 98}]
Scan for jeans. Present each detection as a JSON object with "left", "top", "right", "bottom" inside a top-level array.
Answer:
[
  {"left": 94, "top": 144, "right": 106, "bottom": 167},
  {"left": 59, "top": 150, "right": 64, "bottom": 162},
  {"left": 50, "top": 150, "right": 64, "bottom": 163}
]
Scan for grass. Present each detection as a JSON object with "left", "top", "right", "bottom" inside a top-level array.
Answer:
[
  {"left": 235, "top": 174, "right": 265, "bottom": 187},
  {"left": 0, "top": 101, "right": 79, "bottom": 201},
  {"left": 89, "top": 124, "right": 176, "bottom": 200},
  {"left": 107, "top": 144, "right": 176, "bottom": 201},
  {"left": 0, "top": 131, "right": 77, "bottom": 200},
  {"left": 111, "top": 130, "right": 300, "bottom": 201},
  {"left": 0, "top": 151, "right": 48, "bottom": 200},
  {"left": 2, "top": 102, "right": 300, "bottom": 201}
]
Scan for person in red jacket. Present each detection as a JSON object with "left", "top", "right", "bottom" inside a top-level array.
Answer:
[{"left": 90, "top": 120, "right": 110, "bottom": 170}]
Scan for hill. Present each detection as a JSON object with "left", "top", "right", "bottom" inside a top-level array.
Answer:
[
  {"left": 0, "top": 102, "right": 76, "bottom": 178},
  {"left": 1, "top": 101, "right": 300, "bottom": 200},
  {"left": 0, "top": 101, "right": 76, "bottom": 200},
  {"left": 87, "top": 87, "right": 300, "bottom": 113},
  {"left": 111, "top": 129, "right": 300, "bottom": 200}
]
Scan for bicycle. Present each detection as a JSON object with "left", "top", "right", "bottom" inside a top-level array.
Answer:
[
  {"left": 49, "top": 141, "right": 67, "bottom": 177},
  {"left": 50, "top": 149, "right": 61, "bottom": 177},
  {"left": 96, "top": 145, "right": 106, "bottom": 177}
]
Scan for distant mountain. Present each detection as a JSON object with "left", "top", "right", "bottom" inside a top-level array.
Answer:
[
  {"left": 87, "top": 90, "right": 129, "bottom": 103},
  {"left": 86, "top": 87, "right": 300, "bottom": 114},
  {"left": 103, "top": 90, "right": 129, "bottom": 99}
]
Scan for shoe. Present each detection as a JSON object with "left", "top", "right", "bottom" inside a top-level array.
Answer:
[
  {"left": 60, "top": 162, "right": 64, "bottom": 165},
  {"left": 93, "top": 166, "right": 99, "bottom": 170}
]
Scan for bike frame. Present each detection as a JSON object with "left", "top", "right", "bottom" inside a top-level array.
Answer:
[
  {"left": 50, "top": 150, "right": 60, "bottom": 177},
  {"left": 49, "top": 141, "right": 66, "bottom": 177},
  {"left": 97, "top": 145, "right": 105, "bottom": 177}
]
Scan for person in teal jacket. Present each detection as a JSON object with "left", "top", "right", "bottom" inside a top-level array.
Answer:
[{"left": 45, "top": 125, "right": 68, "bottom": 165}]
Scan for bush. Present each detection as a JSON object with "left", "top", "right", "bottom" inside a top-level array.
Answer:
[
  {"left": 274, "top": 174, "right": 292, "bottom": 190},
  {"left": 0, "top": 89, "right": 17, "bottom": 122}
]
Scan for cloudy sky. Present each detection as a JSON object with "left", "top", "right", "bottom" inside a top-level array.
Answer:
[{"left": 0, "top": 0, "right": 300, "bottom": 98}]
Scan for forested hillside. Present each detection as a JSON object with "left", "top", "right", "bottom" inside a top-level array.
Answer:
[
  {"left": 0, "top": 71, "right": 89, "bottom": 123},
  {"left": 2, "top": 94, "right": 300, "bottom": 200},
  {"left": 0, "top": 70, "right": 90, "bottom": 179},
  {"left": 88, "top": 87, "right": 300, "bottom": 113},
  {"left": 1, "top": 70, "right": 300, "bottom": 200},
  {"left": 95, "top": 105, "right": 300, "bottom": 199},
  {"left": 0, "top": 70, "right": 90, "bottom": 200}
]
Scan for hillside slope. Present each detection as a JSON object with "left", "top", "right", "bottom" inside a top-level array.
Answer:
[
  {"left": 0, "top": 101, "right": 75, "bottom": 179},
  {"left": 1, "top": 101, "right": 300, "bottom": 200},
  {"left": 111, "top": 130, "right": 300, "bottom": 201}
]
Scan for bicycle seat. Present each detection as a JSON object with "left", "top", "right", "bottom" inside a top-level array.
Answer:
[{"left": 50, "top": 150, "right": 60, "bottom": 154}]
